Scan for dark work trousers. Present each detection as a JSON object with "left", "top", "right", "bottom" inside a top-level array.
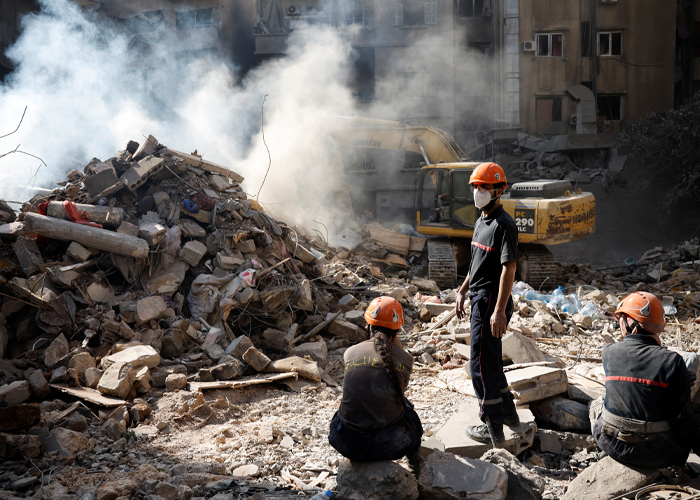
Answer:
[
  {"left": 469, "top": 288, "right": 516, "bottom": 429},
  {"left": 328, "top": 400, "right": 423, "bottom": 462}
]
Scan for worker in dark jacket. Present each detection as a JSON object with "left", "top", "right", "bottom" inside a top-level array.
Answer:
[
  {"left": 328, "top": 296, "right": 423, "bottom": 469},
  {"left": 592, "top": 291, "right": 700, "bottom": 468},
  {"left": 455, "top": 162, "right": 520, "bottom": 445}
]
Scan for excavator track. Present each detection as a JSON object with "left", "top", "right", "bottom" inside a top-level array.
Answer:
[
  {"left": 428, "top": 239, "right": 457, "bottom": 290},
  {"left": 518, "top": 244, "right": 557, "bottom": 291}
]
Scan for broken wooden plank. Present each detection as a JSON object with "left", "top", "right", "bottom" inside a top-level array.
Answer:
[
  {"left": 189, "top": 372, "right": 297, "bottom": 392},
  {"left": 22, "top": 213, "right": 149, "bottom": 258},
  {"left": 49, "top": 384, "right": 125, "bottom": 407},
  {"left": 368, "top": 225, "right": 411, "bottom": 255}
]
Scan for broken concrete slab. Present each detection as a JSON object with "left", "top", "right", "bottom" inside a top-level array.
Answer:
[
  {"left": 226, "top": 335, "right": 254, "bottom": 360},
  {"left": 260, "top": 285, "right": 296, "bottom": 310},
  {"left": 101, "top": 345, "right": 160, "bottom": 370},
  {"left": 264, "top": 356, "right": 321, "bottom": 382},
  {"left": 44, "top": 333, "right": 70, "bottom": 368},
  {"left": 288, "top": 341, "right": 328, "bottom": 365},
  {"left": 85, "top": 367, "right": 102, "bottom": 389},
  {"left": 151, "top": 365, "right": 187, "bottom": 387},
  {"left": 480, "top": 448, "right": 546, "bottom": 500},
  {"left": 135, "top": 296, "right": 168, "bottom": 325},
  {"left": 164, "top": 148, "right": 244, "bottom": 183},
  {"left": 417, "top": 450, "right": 507, "bottom": 500},
  {"left": 0, "top": 380, "right": 31, "bottom": 406},
  {"left": 428, "top": 400, "right": 536, "bottom": 459},
  {"left": 97, "top": 361, "right": 135, "bottom": 399},
  {"left": 179, "top": 219, "right": 206, "bottom": 238},
  {"left": 86, "top": 282, "right": 115, "bottom": 304},
  {"left": 66, "top": 242, "right": 92, "bottom": 262},
  {"left": 502, "top": 332, "right": 546, "bottom": 364},
  {"left": 0, "top": 432, "right": 42, "bottom": 460},
  {"left": 234, "top": 238, "right": 256, "bottom": 254},
  {"left": 165, "top": 373, "right": 187, "bottom": 392},
  {"left": 27, "top": 370, "right": 50, "bottom": 398},
  {"left": 68, "top": 352, "right": 96, "bottom": 379},
  {"left": 179, "top": 240, "right": 208, "bottom": 266},
  {"left": 566, "top": 373, "right": 606, "bottom": 404},
  {"left": 121, "top": 156, "right": 164, "bottom": 191},
  {"left": 84, "top": 167, "right": 122, "bottom": 199},
  {"left": 329, "top": 319, "right": 368, "bottom": 343},
  {"left": 210, "top": 360, "right": 245, "bottom": 381},
  {"left": 336, "top": 459, "right": 419, "bottom": 500},
  {"left": 138, "top": 223, "right": 167, "bottom": 246},
  {"left": 242, "top": 346, "right": 271, "bottom": 372},
  {"left": 13, "top": 236, "right": 44, "bottom": 277},
  {"left": 146, "top": 259, "right": 188, "bottom": 296},
  {"left": 508, "top": 366, "right": 568, "bottom": 405},
  {"left": 530, "top": 397, "right": 591, "bottom": 433},
  {"left": 425, "top": 303, "right": 455, "bottom": 316},
  {"left": 132, "top": 134, "right": 158, "bottom": 161},
  {"left": 537, "top": 428, "right": 596, "bottom": 453},
  {"left": 43, "top": 427, "right": 94, "bottom": 457},
  {"left": 562, "top": 456, "right": 661, "bottom": 500},
  {"left": 133, "top": 366, "right": 151, "bottom": 394}
]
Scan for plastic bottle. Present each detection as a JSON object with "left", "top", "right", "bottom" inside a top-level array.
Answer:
[
  {"left": 523, "top": 290, "right": 539, "bottom": 300},
  {"left": 580, "top": 303, "right": 597, "bottom": 317},
  {"left": 663, "top": 305, "right": 677, "bottom": 315},
  {"left": 552, "top": 287, "right": 564, "bottom": 298},
  {"left": 310, "top": 492, "right": 333, "bottom": 500},
  {"left": 561, "top": 300, "right": 579, "bottom": 314},
  {"left": 568, "top": 294, "right": 583, "bottom": 311}
]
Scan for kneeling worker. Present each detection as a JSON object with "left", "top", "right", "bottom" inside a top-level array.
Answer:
[
  {"left": 592, "top": 291, "right": 700, "bottom": 468},
  {"left": 329, "top": 296, "right": 423, "bottom": 466}
]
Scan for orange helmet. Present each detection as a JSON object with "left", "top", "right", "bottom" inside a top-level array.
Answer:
[
  {"left": 364, "top": 296, "right": 404, "bottom": 330},
  {"left": 614, "top": 292, "right": 665, "bottom": 334},
  {"left": 469, "top": 162, "right": 507, "bottom": 189}
]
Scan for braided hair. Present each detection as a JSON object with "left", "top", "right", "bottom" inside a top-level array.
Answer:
[{"left": 369, "top": 324, "right": 407, "bottom": 410}]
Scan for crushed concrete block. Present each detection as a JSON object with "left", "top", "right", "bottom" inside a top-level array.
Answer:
[
  {"left": 50, "top": 366, "right": 79, "bottom": 386},
  {"left": 146, "top": 259, "right": 188, "bottom": 296},
  {"left": 296, "top": 278, "right": 313, "bottom": 311},
  {"left": 27, "top": 371, "right": 50, "bottom": 398},
  {"left": 508, "top": 366, "right": 568, "bottom": 404},
  {"left": 101, "top": 345, "right": 160, "bottom": 370},
  {"left": 572, "top": 313, "right": 593, "bottom": 329},
  {"left": 538, "top": 429, "right": 596, "bottom": 452},
  {"left": 179, "top": 240, "right": 207, "bottom": 266},
  {"left": 260, "top": 285, "right": 297, "bottom": 310},
  {"left": 289, "top": 341, "right": 328, "bottom": 365},
  {"left": 0, "top": 432, "right": 42, "bottom": 460},
  {"left": 285, "top": 234, "right": 318, "bottom": 264},
  {"left": 338, "top": 294, "right": 359, "bottom": 307},
  {"left": 85, "top": 367, "right": 103, "bottom": 389},
  {"left": 538, "top": 429, "right": 562, "bottom": 454},
  {"left": 502, "top": 332, "right": 546, "bottom": 364},
  {"left": 211, "top": 360, "right": 245, "bottom": 381},
  {"left": 129, "top": 402, "right": 152, "bottom": 423},
  {"left": 337, "top": 459, "right": 419, "bottom": 500},
  {"left": 165, "top": 373, "right": 187, "bottom": 392},
  {"left": 84, "top": 167, "right": 122, "bottom": 198},
  {"left": 417, "top": 450, "right": 507, "bottom": 500},
  {"left": 428, "top": 400, "right": 536, "bottom": 459},
  {"left": 242, "top": 346, "right": 271, "bottom": 372},
  {"left": 66, "top": 242, "right": 92, "bottom": 263},
  {"left": 43, "top": 427, "right": 94, "bottom": 457},
  {"left": 0, "top": 380, "right": 31, "bottom": 406},
  {"left": 68, "top": 352, "right": 96, "bottom": 379},
  {"left": 214, "top": 252, "right": 244, "bottom": 270},
  {"left": 133, "top": 366, "right": 151, "bottom": 393},
  {"left": 121, "top": 156, "right": 164, "bottom": 191},
  {"left": 138, "top": 223, "right": 167, "bottom": 246},
  {"left": 530, "top": 396, "right": 591, "bottom": 433},
  {"left": 481, "top": 448, "right": 546, "bottom": 500},
  {"left": 0, "top": 403, "right": 41, "bottom": 431},
  {"left": 86, "top": 282, "right": 114, "bottom": 304},
  {"left": 411, "top": 278, "right": 441, "bottom": 295},
  {"left": 203, "top": 343, "right": 225, "bottom": 362},
  {"left": 226, "top": 335, "right": 254, "bottom": 360},
  {"left": 425, "top": 303, "right": 454, "bottom": 316},
  {"left": 264, "top": 356, "right": 321, "bottom": 382},
  {"left": 235, "top": 239, "right": 256, "bottom": 254},
  {"left": 44, "top": 333, "right": 69, "bottom": 368},
  {"left": 151, "top": 365, "right": 187, "bottom": 387},
  {"left": 13, "top": 236, "right": 44, "bottom": 276},
  {"left": 161, "top": 330, "right": 185, "bottom": 358},
  {"left": 135, "top": 296, "right": 167, "bottom": 325},
  {"left": 209, "top": 175, "right": 230, "bottom": 192},
  {"left": 329, "top": 319, "right": 368, "bottom": 343},
  {"left": 179, "top": 219, "right": 206, "bottom": 238},
  {"left": 562, "top": 456, "right": 661, "bottom": 500},
  {"left": 97, "top": 361, "right": 135, "bottom": 398},
  {"left": 117, "top": 221, "right": 139, "bottom": 237},
  {"left": 132, "top": 134, "right": 158, "bottom": 161}
]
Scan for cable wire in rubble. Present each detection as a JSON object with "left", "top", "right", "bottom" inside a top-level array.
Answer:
[{"left": 255, "top": 94, "right": 272, "bottom": 201}]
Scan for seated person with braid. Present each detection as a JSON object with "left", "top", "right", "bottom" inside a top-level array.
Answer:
[{"left": 328, "top": 297, "right": 423, "bottom": 470}]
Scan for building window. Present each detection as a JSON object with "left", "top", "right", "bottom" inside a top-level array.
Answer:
[
  {"left": 598, "top": 95, "right": 621, "bottom": 120},
  {"left": 536, "top": 33, "right": 563, "bottom": 57},
  {"left": 119, "top": 11, "right": 164, "bottom": 34},
  {"left": 394, "top": 2, "right": 437, "bottom": 26},
  {"left": 536, "top": 97, "right": 563, "bottom": 121},
  {"left": 598, "top": 32, "right": 622, "bottom": 56},
  {"left": 176, "top": 7, "right": 214, "bottom": 30},
  {"left": 457, "top": 0, "right": 483, "bottom": 18},
  {"left": 332, "top": 0, "right": 375, "bottom": 27},
  {"left": 398, "top": 72, "right": 436, "bottom": 96}
]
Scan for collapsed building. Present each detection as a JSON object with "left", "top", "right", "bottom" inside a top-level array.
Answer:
[{"left": 0, "top": 135, "right": 699, "bottom": 499}]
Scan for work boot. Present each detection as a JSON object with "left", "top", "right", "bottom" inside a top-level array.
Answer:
[
  {"left": 503, "top": 409, "right": 520, "bottom": 427},
  {"left": 466, "top": 424, "right": 505, "bottom": 445}
]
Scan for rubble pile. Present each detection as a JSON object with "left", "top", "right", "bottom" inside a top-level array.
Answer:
[{"left": 0, "top": 134, "right": 699, "bottom": 499}]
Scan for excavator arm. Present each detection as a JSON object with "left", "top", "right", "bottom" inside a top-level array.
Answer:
[{"left": 328, "top": 116, "right": 469, "bottom": 165}]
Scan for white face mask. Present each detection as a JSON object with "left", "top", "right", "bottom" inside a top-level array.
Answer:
[{"left": 473, "top": 187, "right": 494, "bottom": 209}]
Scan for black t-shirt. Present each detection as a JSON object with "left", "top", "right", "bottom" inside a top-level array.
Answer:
[
  {"left": 337, "top": 340, "right": 413, "bottom": 434},
  {"left": 468, "top": 205, "right": 518, "bottom": 292}
]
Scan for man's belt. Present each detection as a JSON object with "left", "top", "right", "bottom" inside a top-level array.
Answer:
[{"left": 602, "top": 407, "right": 671, "bottom": 434}]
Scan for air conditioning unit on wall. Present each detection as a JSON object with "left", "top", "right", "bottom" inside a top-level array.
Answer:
[
  {"left": 523, "top": 41, "right": 536, "bottom": 52},
  {"left": 287, "top": 5, "right": 302, "bottom": 16}
]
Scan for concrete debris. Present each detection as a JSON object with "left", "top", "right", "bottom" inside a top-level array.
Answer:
[
  {"left": 417, "top": 450, "right": 507, "bottom": 500},
  {"left": 337, "top": 459, "right": 419, "bottom": 500},
  {"left": 562, "top": 456, "right": 661, "bottom": 500},
  {"left": 480, "top": 448, "right": 546, "bottom": 500}
]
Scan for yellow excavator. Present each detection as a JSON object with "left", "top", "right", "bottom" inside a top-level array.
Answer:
[{"left": 330, "top": 117, "right": 596, "bottom": 289}]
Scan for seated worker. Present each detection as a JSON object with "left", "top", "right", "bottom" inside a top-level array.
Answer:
[
  {"left": 329, "top": 296, "right": 423, "bottom": 468},
  {"left": 591, "top": 292, "right": 700, "bottom": 468}
]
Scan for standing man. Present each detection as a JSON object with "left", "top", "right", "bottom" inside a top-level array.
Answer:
[{"left": 455, "top": 162, "right": 519, "bottom": 445}]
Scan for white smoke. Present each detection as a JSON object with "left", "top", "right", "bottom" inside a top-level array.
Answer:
[{"left": 0, "top": 0, "right": 358, "bottom": 230}]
